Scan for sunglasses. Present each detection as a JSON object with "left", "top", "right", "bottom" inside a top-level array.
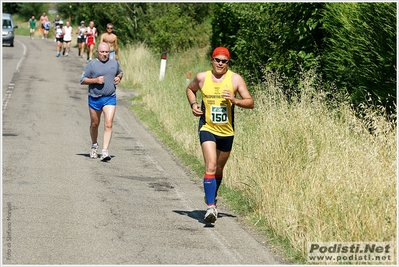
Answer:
[
  {"left": 213, "top": 58, "right": 229, "bottom": 64},
  {"left": 107, "top": 27, "right": 113, "bottom": 29}
]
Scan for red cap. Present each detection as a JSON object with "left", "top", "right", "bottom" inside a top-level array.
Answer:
[{"left": 212, "top": 47, "right": 230, "bottom": 59}]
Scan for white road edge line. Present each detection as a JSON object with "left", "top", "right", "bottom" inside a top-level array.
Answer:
[{"left": 3, "top": 39, "right": 27, "bottom": 114}]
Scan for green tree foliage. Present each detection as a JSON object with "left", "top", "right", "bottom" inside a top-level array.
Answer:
[
  {"left": 54, "top": 2, "right": 211, "bottom": 54},
  {"left": 2, "top": 2, "right": 49, "bottom": 20},
  {"left": 211, "top": 2, "right": 325, "bottom": 89},
  {"left": 212, "top": 2, "right": 396, "bottom": 111},
  {"left": 211, "top": 3, "right": 269, "bottom": 83},
  {"left": 2, "top": 3, "right": 19, "bottom": 14},
  {"left": 140, "top": 3, "right": 211, "bottom": 53},
  {"left": 322, "top": 2, "right": 396, "bottom": 108},
  {"left": 144, "top": 4, "right": 191, "bottom": 52},
  {"left": 60, "top": 2, "right": 143, "bottom": 44}
]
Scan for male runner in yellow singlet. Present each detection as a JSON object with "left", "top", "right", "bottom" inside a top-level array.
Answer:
[{"left": 186, "top": 47, "right": 254, "bottom": 223}]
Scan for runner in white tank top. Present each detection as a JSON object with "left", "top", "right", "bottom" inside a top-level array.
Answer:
[{"left": 62, "top": 21, "right": 73, "bottom": 56}]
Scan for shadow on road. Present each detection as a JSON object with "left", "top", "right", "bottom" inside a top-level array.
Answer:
[
  {"left": 76, "top": 153, "right": 91, "bottom": 158},
  {"left": 173, "top": 209, "right": 237, "bottom": 228},
  {"left": 76, "top": 153, "right": 114, "bottom": 160}
]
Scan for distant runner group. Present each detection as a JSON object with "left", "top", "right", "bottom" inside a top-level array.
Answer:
[{"left": 29, "top": 12, "right": 119, "bottom": 62}]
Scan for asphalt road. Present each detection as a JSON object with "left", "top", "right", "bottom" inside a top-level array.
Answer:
[{"left": 2, "top": 36, "right": 285, "bottom": 265}]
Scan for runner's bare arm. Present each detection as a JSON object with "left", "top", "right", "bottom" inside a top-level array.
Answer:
[{"left": 225, "top": 73, "right": 254, "bottom": 109}]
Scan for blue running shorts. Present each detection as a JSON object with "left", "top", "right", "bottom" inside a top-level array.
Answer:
[
  {"left": 109, "top": 50, "right": 115, "bottom": 60},
  {"left": 88, "top": 94, "right": 116, "bottom": 111}
]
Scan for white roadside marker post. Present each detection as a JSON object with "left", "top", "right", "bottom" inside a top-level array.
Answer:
[{"left": 159, "top": 52, "right": 167, "bottom": 81}]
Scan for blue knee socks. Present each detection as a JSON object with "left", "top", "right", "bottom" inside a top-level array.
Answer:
[{"left": 204, "top": 174, "right": 216, "bottom": 205}]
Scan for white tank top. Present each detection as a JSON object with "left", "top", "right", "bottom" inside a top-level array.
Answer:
[{"left": 63, "top": 26, "right": 72, "bottom": 41}]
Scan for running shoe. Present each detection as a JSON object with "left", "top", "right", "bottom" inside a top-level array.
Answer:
[
  {"left": 100, "top": 149, "right": 111, "bottom": 162},
  {"left": 204, "top": 205, "right": 218, "bottom": 223},
  {"left": 56, "top": 53, "right": 60, "bottom": 57},
  {"left": 90, "top": 144, "right": 98, "bottom": 159}
]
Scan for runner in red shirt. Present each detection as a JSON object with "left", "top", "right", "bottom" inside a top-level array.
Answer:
[{"left": 85, "top": 21, "right": 97, "bottom": 62}]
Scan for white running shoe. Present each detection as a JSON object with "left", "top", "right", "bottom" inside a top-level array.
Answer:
[
  {"left": 204, "top": 205, "right": 218, "bottom": 223},
  {"left": 100, "top": 149, "right": 111, "bottom": 161},
  {"left": 90, "top": 144, "right": 98, "bottom": 159}
]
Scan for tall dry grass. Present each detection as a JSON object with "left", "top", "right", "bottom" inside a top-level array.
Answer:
[
  {"left": 228, "top": 71, "right": 396, "bottom": 260},
  {"left": 119, "top": 45, "right": 397, "bottom": 261}
]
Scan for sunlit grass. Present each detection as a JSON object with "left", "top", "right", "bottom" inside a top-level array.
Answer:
[
  {"left": 118, "top": 44, "right": 396, "bottom": 263},
  {"left": 228, "top": 71, "right": 396, "bottom": 261}
]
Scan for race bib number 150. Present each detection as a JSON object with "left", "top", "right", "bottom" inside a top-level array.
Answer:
[{"left": 211, "top": 106, "right": 228, "bottom": 124}]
